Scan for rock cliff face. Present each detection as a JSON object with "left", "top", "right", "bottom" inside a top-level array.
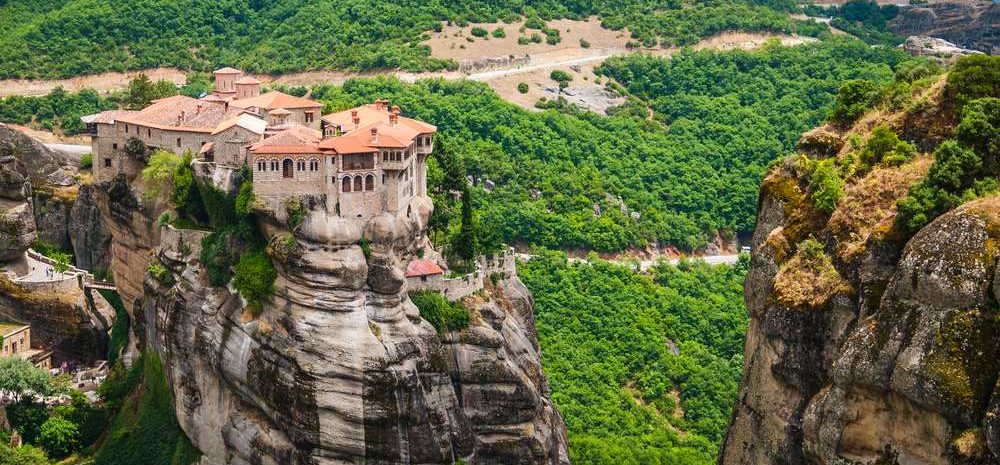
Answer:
[
  {"left": 0, "top": 125, "right": 114, "bottom": 362},
  {"left": 720, "top": 87, "right": 999, "bottom": 464},
  {"left": 889, "top": 2, "right": 998, "bottom": 55},
  {"left": 96, "top": 161, "right": 569, "bottom": 463}
]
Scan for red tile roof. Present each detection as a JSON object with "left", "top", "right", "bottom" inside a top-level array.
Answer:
[
  {"left": 249, "top": 124, "right": 323, "bottom": 155},
  {"left": 405, "top": 259, "right": 444, "bottom": 277},
  {"left": 80, "top": 109, "right": 138, "bottom": 125},
  {"left": 230, "top": 91, "right": 322, "bottom": 110},
  {"left": 214, "top": 67, "right": 242, "bottom": 74},
  {"left": 116, "top": 95, "right": 247, "bottom": 133},
  {"left": 323, "top": 104, "right": 436, "bottom": 134}
]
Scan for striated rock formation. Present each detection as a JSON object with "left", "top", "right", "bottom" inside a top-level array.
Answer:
[
  {"left": 69, "top": 184, "right": 112, "bottom": 271},
  {"left": 91, "top": 153, "right": 570, "bottom": 463},
  {"left": 0, "top": 125, "right": 115, "bottom": 363},
  {"left": 141, "top": 209, "right": 568, "bottom": 464},
  {"left": 720, "top": 78, "right": 999, "bottom": 465},
  {"left": 889, "top": 2, "right": 998, "bottom": 55}
]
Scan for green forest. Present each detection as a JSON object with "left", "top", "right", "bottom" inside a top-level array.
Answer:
[
  {"left": 309, "top": 38, "right": 910, "bottom": 251},
  {"left": 0, "top": 0, "right": 828, "bottom": 79},
  {"left": 0, "top": 38, "right": 912, "bottom": 251},
  {"left": 521, "top": 252, "right": 748, "bottom": 464}
]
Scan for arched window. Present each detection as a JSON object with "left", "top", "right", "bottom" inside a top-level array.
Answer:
[
  {"left": 270, "top": 160, "right": 278, "bottom": 171},
  {"left": 296, "top": 159, "right": 305, "bottom": 171},
  {"left": 310, "top": 159, "right": 318, "bottom": 171},
  {"left": 342, "top": 177, "right": 351, "bottom": 192},
  {"left": 257, "top": 161, "right": 265, "bottom": 171},
  {"left": 283, "top": 159, "right": 293, "bottom": 178},
  {"left": 353, "top": 176, "right": 363, "bottom": 192},
  {"left": 365, "top": 174, "right": 374, "bottom": 191}
]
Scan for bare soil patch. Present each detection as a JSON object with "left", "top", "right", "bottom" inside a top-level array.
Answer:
[
  {"left": 0, "top": 68, "right": 187, "bottom": 97},
  {"left": 426, "top": 17, "right": 630, "bottom": 63}
]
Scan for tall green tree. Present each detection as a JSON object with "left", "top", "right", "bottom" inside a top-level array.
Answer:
[
  {"left": 0, "top": 357, "right": 55, "bottom": 402},
  {"left": 452, "top": 187, "right": 478, "bottom": 262}
]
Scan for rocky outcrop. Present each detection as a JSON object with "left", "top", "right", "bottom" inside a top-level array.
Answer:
[
  {"left": 69, "top": 184, "right": 111, "bottom": 272},
  {"left": 0, "top": 123, "right": 73, "bottom": 189},
  {"left": 889, "top": 2, "right": 998, "bottom": 55},
  {"left": 900, "top": 36, "right": 982, "bottom": 65},
  {"left": 720, "top": 92, "right": 999, "bottom": 464},
  {"left": 85, "top": 151, "right": 570, "bottom": 464},
  {"left": 0, "top": 276, "right": 114, "bottom": 364},
  {"left": 0, "top": 200, "right": 37, "bottom": 262}
]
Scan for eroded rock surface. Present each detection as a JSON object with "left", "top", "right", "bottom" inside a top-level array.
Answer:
[
  {"left": 889, "top": 2, "right": 998, "bottom": 55},
  {"left": 721, "top": 180, "right": 1000, "bottom": 464},
  {"left": 114, "top": 166, "right": 569, "bottom": 463}
]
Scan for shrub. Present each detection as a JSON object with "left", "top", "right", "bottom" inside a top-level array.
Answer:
[
  {"left": 147, "top": 262, "right": 174, "bottom": 286},
  {"left": 543, "top": 28, "right": 561, "bottom": 45},
  {"left": 234, "top": 178, "right": 256, "bottom": 217},
  {"left": 470, "top": 27, "right": 487, "bottom": 38},
  {"left": 0, "top": 444, "right": 48, "bottom": 465},
  {"left": 491, "top": 27, "right": 505, "bottom": 38},
  {"left": 945, "top": 55, "right": 1000, "bottom": 114},
  {"left": 517, "top": 36, "right": 530, "bottom": 45},
  {"left": 54, "top": 391, "right": 107, "bottom": 448},
  {"left": 283, "top": 197, "right": 305, "bottom": 229},
  {"left": 580, "top": 39, "right": 591, "bottom": 48},
  {"left": 6, "top": 401, "right": 48, "bottom": 444},
  {"left": 859, "top": 125, "right": 915, "bottom": 168},
  {"left": 524, "top": 17, "right": 545, "bottom": 30},
  {"left": 232, "top": 248, "right": 277, "bottom": 315},
  {"left": 200, "top": 231, "right": 234, "bottom": 286},
  {"left": 529, "top": 33, "right": 542, "bottom": 44},
  {"left": 157, "top": 211, "right": 171, "bottom": 226},
  {"left": 171, "top": 152, "right": 206, "bottom": 223},
  {"left": 140, "top": 150, "right": 181, "bottom": 202},
  {"left": 410, "top": 291, "right": 470, "bottom": 333},
  {"left": 809, "top": 159, "right": 844, "bottom": 213},
  {"left": 37, "top": 416, "right": 80, "bottom": 459},
  {"left": 517, "top": 82, "right": 529, "bottom": 94},
  {"left": 829, "top": 79, "right": 880, "bottom": 126},
  {"left": 93, "top": 353, "right": 201, "bottom": 465},
  {"left": 550, "top": 70, "right": 573, "bottom": 90},
  {"left": 80, "top": 153, "right": 92, "bottom": 170}
]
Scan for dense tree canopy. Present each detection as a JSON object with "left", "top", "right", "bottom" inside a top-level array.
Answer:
[
  {"left": 521, "top": 251, "right": 748, "bottom": 464},
  {"left": 309, "top": 38, "right": 906, "bottom": 251},
  {"left": 0, "top": 0, "right": 824, "bottom": 79}
]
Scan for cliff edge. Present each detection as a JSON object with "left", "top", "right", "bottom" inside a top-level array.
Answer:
[{"left": 720, "top": 60, "right": 1000, "bottom": 464}]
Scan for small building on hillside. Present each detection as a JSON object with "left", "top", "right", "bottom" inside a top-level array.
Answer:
[
  {"left": 0, "top": 322, "right": 52, "bottom": 369},
  {"left": 405, "top": 259, "right": 445, "bottom": 285}
]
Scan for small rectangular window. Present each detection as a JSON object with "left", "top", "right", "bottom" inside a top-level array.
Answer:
[
  {"left": 104, "top": 158, "right": 112, "bottom": 167},
  {"left": 112, "top": 143, "right": 118, "bottom": 150},
  {"left": 305, "top": 112, "right": 314, "bottom": 123},
  {"left": 176, "top": 137, "right": 182, "bottom": 148}
]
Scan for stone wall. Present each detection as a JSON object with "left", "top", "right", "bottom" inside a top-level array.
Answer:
[
  {"left": 459, "top": 54, "right": 531, "bottom": 74},
  {"left": 409, "top": 249, "right": 518, "bottom": 301}
]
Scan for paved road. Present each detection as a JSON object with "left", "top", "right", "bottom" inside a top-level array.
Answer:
[{"left": 517, "top": 252, "right": 742, "bottom": 271}]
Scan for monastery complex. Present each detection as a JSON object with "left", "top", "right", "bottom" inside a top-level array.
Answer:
[{"left": 83, "top": 67, "right": 436, "bottom": 220}]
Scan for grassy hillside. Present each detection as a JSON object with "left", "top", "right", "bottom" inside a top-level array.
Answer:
[{"left": 0, "top": 0, "right": 826, "bottom": 79}]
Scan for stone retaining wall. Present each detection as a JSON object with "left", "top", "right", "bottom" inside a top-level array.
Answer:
[{"left": 409, "top": 248, "right": 517, "bottom": 301}]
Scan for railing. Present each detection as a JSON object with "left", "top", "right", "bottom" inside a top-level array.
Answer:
[{"left": 23, "top": 249, "right": 116, "bottom": 291}]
